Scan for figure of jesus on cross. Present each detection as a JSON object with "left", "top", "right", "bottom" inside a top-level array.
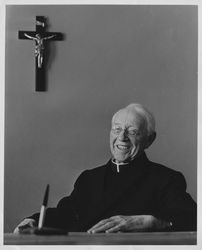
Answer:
[{"left": 24, "top": 33, "right": 56, "bottom": 68}]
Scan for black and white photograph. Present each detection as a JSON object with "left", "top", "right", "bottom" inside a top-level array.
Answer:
[{"left": 2, "top": 2, "right": 200, "bottom": 246}]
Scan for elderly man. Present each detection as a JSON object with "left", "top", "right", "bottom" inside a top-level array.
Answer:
[{"left": 14, "top": 103, "right": 196, "bottom": 233}]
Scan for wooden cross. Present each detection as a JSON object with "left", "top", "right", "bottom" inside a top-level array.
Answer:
[{"left": 18, "top": 16, "right": 64, "bottom": 91}]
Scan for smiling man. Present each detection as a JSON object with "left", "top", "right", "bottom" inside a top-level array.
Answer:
[
  {"left": 110, "top": 104, "right": 155, "bottom": 165},
  {"left": 14, "top": 103, "right": 197, "bottom": 233}
]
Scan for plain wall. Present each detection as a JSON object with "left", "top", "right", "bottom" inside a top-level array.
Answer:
[{"left": 4, "top": 5, "right": 197, "bottom": 233}]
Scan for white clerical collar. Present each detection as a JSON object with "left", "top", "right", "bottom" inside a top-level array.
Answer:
[{"left": 111, "top": 159, "right": 130, "bottom": 173}]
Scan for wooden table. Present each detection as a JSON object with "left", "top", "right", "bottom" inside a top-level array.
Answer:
[{"left": 4, "top": 231, "right": 197, "bottom": 245}]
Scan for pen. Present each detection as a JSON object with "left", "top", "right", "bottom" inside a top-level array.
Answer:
[{"left": 38, "top": 184, "right": 49, "bottom": 229}]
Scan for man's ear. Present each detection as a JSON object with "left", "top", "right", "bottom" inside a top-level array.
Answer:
[{"left": 144, "top": 132, "right": 156, "bottom": 149}]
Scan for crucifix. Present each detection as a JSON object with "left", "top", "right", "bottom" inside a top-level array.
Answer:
[{"left": 18, "top": 16, "right": 64, "bottom": 91}]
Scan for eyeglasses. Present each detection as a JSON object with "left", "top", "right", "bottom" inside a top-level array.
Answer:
[{"left": 111, "top": 126, "right": 139, "bottom": 136}]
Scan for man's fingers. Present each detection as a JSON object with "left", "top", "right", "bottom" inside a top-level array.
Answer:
[
  {"left": 13, "top": 219, "right": 36, "bottom": 234},
  {"left": 90, "top": 221, "right": 117, "bottom": 233},
  {"left": 13, "top": 224, "right": 28, "bottom": 234},
  {"left": 106, "top": 223, "right": 122, "bottom": 233},
  {"left": 19, "top": 223, "right": 33, "bottom": 230},
  {"left": 87, "top": 216, "right": 127, "bottom": 233},
  {"left": 87, "top": 219, "right": 109, "bottom": 233},
  {"left": 88, "top": 221, "right": 112, "bottom": 233},
  {"left": 87, "top": 216, "right": 125, "bottom": 233},
  {"left": 88, "top": 218, "right": 120, "bottom": 233},
  {"left": 13, "top": 227, "right": 20, "bottom": 234}
]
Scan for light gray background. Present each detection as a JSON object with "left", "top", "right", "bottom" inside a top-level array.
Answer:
[{"left": 4, "top": 5, "right": 197, "bottom": 233}]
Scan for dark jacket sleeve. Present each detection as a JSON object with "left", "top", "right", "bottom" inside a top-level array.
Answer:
[
  {"left": 28, "top": 170, "right": 88, "bottom": 231},
  {"left": 155, "top": 171, "right": 197, "bottom": 231}
]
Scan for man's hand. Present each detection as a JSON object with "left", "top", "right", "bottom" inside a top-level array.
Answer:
[
  {"left": 13, "top": 218, "right": 37, "bottom": 234},
  {"left": 87, "top": 215, "right": 171, "bottom": 233}
]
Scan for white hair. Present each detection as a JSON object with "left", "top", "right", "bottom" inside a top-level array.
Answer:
[{"left": 112, "top": 103, "right": 156, "bottom": 136}]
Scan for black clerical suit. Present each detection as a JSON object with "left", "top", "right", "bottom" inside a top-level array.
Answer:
[{"left": 29, "top": 152, "right": 197, "bottom": 232}]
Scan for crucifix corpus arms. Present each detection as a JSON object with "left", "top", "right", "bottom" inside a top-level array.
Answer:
[{"left": 24, "top": 33, "right": 56, "bottom": 68}]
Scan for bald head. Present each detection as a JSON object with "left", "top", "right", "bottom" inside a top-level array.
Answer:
[{"left": 110, "top": 103, "right": 156, "bottom": 163}]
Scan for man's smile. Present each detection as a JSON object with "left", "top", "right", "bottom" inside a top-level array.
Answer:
[{"left": 116, "top": 144, "right": 130, "bottom": 151}]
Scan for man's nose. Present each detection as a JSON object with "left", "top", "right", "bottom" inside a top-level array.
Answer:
[{"left": 118, "top": 130, "right": 128, "bottom": 140}]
